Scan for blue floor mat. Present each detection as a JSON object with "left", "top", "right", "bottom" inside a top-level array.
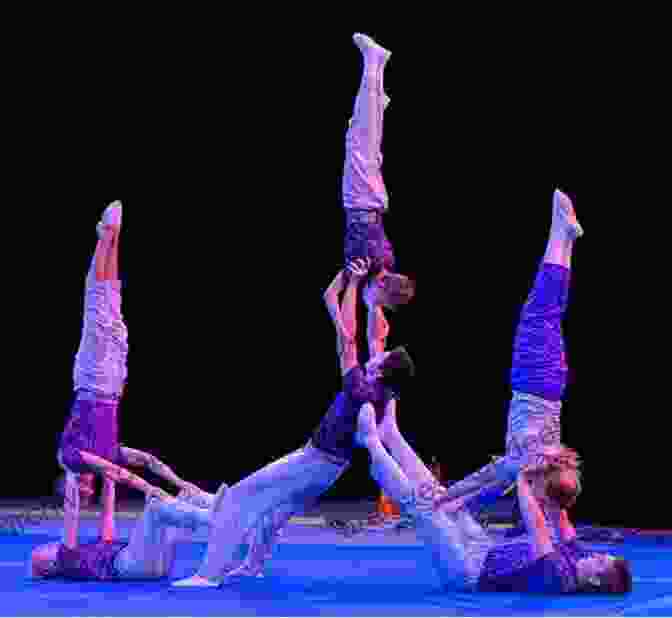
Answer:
[{"left": 2, "top": 522, "right": 672, "bottom": 616}]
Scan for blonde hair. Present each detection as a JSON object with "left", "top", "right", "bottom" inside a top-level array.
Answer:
[
  {"left": 29, "top": 543, "right": 59, "bottom": 578},
  {"left": 544, "top": 445, "right": 583, "bottom": 508}
]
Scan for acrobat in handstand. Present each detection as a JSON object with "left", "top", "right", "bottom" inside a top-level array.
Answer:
[{"left": 57, "top": 202, "right": 202, "bottom": 546}]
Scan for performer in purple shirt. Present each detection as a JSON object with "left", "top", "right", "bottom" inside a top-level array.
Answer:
[
  {"left": 56, "top": 201, "right": 126, "bottom": 547},
  {"left": 57, "top": 202, "right": 202, "bottom": 546},
  {"left": 173, "top": 259, "right": 415, "bottom": 587},
  {"left": 357, "top": 404, "right": 632, "bottom": 594},
  {"left": 427, "top": 190, "right": 588, "bottom": 526},
  {"left": 29, "top": 460, "right": 217, "bottom": 581},
  {"left": 354, "top": 191, "right": 632, "bottom": 594}
]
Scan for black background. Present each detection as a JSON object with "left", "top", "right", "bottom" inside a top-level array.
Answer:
[{"left": 4, "top": 15, "right": 668, "bottom": 528}]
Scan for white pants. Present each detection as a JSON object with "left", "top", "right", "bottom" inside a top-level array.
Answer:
[
  {"left": 114, "top": 498, "right": 209, "bottom": 579},
  {"left": 367, "top": 437, "right": 492, "bottom": 590},
  {"left": 197, "top": 442, "right": 348, "bottom": 579}
]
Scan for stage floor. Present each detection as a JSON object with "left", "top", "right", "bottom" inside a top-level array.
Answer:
[{"left": 2, "top": 500, "right": 671, "bottom": 616}]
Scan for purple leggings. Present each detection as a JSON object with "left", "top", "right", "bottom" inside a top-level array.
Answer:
[{"left": 510, "top": 263, "right": 570, "bottom": 402}]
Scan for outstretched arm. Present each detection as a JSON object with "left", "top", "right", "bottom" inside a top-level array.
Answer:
[
  {"left": 120, "top": 447, "right": 203, "bottom": 495},
  {"left": 78, "top": 450, "right": 172, "bottom": 501},
  {"left": 367, "top": 305, "right": 389, "bottom": 357},
  {"left": 323, "top": 270, "right": 349, "bottom": 339},
  {"left": 338, "top": 259, "right": 369, "bottom": 375},
  {"left": 557, "top": 508, "right": 577, "bottom": 542},
  {"left": 517, "top": 466, "right": 553, "bottom": 560},
  {"left": 62, "top": 471, "right": 80, "bottom": 549}
]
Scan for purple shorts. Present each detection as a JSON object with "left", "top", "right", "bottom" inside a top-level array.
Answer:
[{"left": 343, "top": 210, "right": 396, "bottom": 275}]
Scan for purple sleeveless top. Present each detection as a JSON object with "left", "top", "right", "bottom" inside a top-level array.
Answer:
[
  {"left": 312, "top": 366, "right": 396, "bottom": 461},
  {"left": 54, "top": 541, "right": 127, "bottom": 580},
  {"left": 477, "top": 540, "right": 585, "bottom": 593}
]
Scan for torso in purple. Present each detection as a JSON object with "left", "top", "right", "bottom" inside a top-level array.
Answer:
[
  {"left": 58, "top": 395, "right": 128, "bottom": 474},
  {"left": 343, "top": 219, "right": 396, "bottom": 275},
  {"left": 477, "top": 540, "right": 585, "bottom": 593},
  {"left": 54, "top": 541, "right": 127, "bottom": 580},
  {"left": 312, "top": 366, "right": 396, "bottom": 461}
]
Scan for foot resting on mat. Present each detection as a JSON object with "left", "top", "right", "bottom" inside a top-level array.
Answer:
[{"left": 172, "top": 575, "right": 220, "bottom": 587}]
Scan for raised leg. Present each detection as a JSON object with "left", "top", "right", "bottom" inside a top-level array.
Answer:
[
  {"left": 90, "top": 228, "right": 115, "bottom": 284},
  {"left": 343, "top": 34, "right": 390, "bottom": 208},
  {"left": 442, "top": 190, "right": 583, "bottom": 503},
  {"left": 117, "top": 497, "right": 210, "bottom": 578},
  {"left": 227, "top": 501, "right": 299, "bottom": 578},
  {"left": 119, "top": 500, "right": 173, "bottom": 578},
  {"left": 510, "top": 189, "right": 581, "bottom": 404},
  {"left": 88, "top": 200, "right": 121, "bottom": 284},
  {"left": 377, "top": 403, "right": 435, "bottom": 487},
  {"left": 174, "top": 446, "right": 346, "bottom": 585},
  {"left": 544, "top": 189, "right": 582, "bottom": 268},
  {"left": 342, "top": 34, "right": 394, "bottom": 276},
  {"left": 93, "top": 200, "right": 122, "bottom": 282},
  {"left": 104, "top": 227, "right": 120, "bottom": 282},
  {"left": 359, "top": 405, "right": 482, "bottom": 589},
  {"left": 74, "top": 201, "right": 128, "bottom": 395}
]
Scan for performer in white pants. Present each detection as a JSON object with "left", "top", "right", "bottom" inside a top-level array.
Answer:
[
  {"left": 173, "top": 259, "right": 415, "bottom": 587},
  {"left": 57, "top": 202, "right": 204, "bottom": 546},
  {"left": 30, "top": 457, "right": 215, "bottom": 580},
  {"left": 324, "top": 33, "right": 414, "bottom": 364},
  {"left": 431, "top": 190, "right": 586, "bottom": 537},
  {"left": 358, "top": 405, "right": 632, "bottom": 594}
]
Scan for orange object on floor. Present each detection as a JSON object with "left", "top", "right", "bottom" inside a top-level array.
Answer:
[{"left": 378, "top": 491, "right": 400, "bottom": 517}]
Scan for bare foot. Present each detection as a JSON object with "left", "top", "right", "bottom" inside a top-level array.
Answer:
[
  {"left": 353, "top": 33, "right": 391, "bottom": 63},
  {"left": 172, "top": 575, "right": 220, "bottom": 587},
  {"left": 553, "top": 189, "right": 583, "bottom": 239}
]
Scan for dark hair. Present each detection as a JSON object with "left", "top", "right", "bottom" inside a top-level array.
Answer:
[
  {"left": 545, "top": 471, "right": 579, "bottom": 510},
  {"left": 609, "top": 558, "right": 633, "bottom": 594},
  {"left": 380, "top": 346, "right": 415, "bottom": 394},
  {"left": 580, "top": 558, "right": 632, "bottom": 594},
  {"left": 377, "top": 273, "right": 415, "bottom": 309}
]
